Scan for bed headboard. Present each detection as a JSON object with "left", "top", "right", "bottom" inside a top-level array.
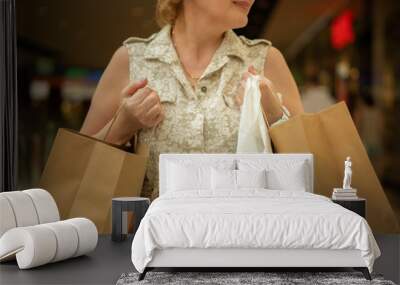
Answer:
[{"left": 159, "top": 153, "right": 314, "bottom": 195}]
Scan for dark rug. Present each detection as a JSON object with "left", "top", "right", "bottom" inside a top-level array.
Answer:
[{"left": 116, "top": 271, "right": 396, "bottom": 285}]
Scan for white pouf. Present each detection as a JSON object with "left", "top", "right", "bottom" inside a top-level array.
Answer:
[
  {"left": 0, "top": 189, "right": 98, "bottom": 269},
  {"left": 0, "top": 226, "right": 57, "bottom": 268},
  {"left": 0, "top": 218, "right": 98, "bottom": 269},
  {"left": 64, "top": 218, "right": 98, "bottom": 257},
  {"left": 1, "top": 191, "right": 39, "bottom": 227},
  {"left": 23, "top": 188, "right": 60, "bottom": 224},
  {"left": 0, "top": 189, "right": 60, "bottom": 237},
  {"left": 42, "top": 221, "right": 79, "bottom": 262},
  {"left": 0, "top": 196, "right": 17, "bottom": 237}
]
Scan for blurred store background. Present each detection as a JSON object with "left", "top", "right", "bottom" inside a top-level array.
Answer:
[{"left": 16, "top": 0, "right": 400, "bottom": 216}]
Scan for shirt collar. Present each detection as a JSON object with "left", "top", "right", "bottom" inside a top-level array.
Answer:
[{"left": 144, "top": 24, "right": 247, "bottom": 65}]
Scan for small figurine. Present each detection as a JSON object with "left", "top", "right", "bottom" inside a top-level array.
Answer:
[
  {"left": 333, "top": 156, "right": 357, "bottom": 199},
  {"left": 342, "top": 156, "right": 352, "bottom": 189}
]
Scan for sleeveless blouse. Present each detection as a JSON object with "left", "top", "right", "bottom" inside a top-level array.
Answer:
[{"left": 122, "top": 24, "right": 272, "bottom": 199}]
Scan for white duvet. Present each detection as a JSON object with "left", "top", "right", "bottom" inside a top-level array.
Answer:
[{"left": 131, "top": 189, "right": 380, "bottom": 273}]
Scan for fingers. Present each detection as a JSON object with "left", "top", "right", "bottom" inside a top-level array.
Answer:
[
  {"left": 236, "top": 65, "right": 279, "bottom": 109},
  {"left": 146, "top": 102, "right": 162, "bottom": 120},
  {"left": 138, "top": 90, "right": 164, "bottom": 127},
  {"left": 121, "top": 79, "right": 148, "bottom": 97},
  {"left": 248, "top": 65, "right": 257, "bottom": 75},
  {"left": 259, "top": 76, "right": 275, "bottom": 94},
  {"left": 240, "top": 71, "right": 252, "bottom": 89},
  {"left": 242, "top": 71, "right": 251, "bottom": 82},
  {"left": 120, "top": 79, "right": 166, "bottom": 129},
  {"left": 133, "top": 87, "right": 153, "bottom": 103},
  {"left": 154, "top": 110, "right": 165, "bottom": 126},
  {"left": 240, "top": 65, "right": 258, "bottom": 88},
  {"left": 143, "top": 103, "right": 164, "bottom": 128},
  {"left": 138, "top": 91, "right": 160, "bottom": 110},
  {"left": 150, "top": 105, "right": 165, "bottom": 126}
]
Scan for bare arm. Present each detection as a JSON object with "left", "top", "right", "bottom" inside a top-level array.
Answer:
[
  {"left": 80, "top": 46, "right": 132, "bottom": 144},
  {"left": 263, "top": 46, "right": 304, "bottom": 116}
]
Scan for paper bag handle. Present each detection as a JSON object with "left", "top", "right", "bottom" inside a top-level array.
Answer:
[
  {"left": 103, "top": 101, "right": 126, "bottom": 142},
  {"left": 260, "top": 105, "right": 271, "bottom": 129},
  {"left": 102, "top": 100, "right": 156, "bottom": 148}
]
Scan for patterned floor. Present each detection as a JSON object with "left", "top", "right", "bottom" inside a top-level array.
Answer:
[{"left": 117, "top": 271, "right": 396, "bottom": 285}]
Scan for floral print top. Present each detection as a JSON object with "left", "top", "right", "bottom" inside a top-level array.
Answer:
[{"left": 123, "top": 24, "right": 272, "bottom": 199}]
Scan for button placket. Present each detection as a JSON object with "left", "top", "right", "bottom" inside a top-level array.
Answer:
[
  {"left": 194, "top": 79, "right": 207, "bottom": 101},
  {"left": 191, "top": 84, "right": 206, "bottom": 151}
]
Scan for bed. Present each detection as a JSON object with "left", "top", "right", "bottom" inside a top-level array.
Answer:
[{"left": 131, "top": 153, "right": 380, "bottom": 281}]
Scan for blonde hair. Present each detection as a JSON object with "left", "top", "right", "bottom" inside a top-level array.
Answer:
[{"left": 156, "top": 0, "right": 183, "bottom": 27}]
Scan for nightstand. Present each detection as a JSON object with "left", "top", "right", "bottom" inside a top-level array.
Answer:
[
  {"left": 111, "top": 197, "right": 150, "bottom": 242},
  {"left": 332, "top": 198, "right": 366, "bottom": 218}
]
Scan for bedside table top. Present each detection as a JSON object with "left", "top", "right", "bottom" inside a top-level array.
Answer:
[
  {"left": 112, "top": 197, "right": 149, "bottom": 202},
  {"left": 332, "top": 197, "right": 366, "bottom": 202}
]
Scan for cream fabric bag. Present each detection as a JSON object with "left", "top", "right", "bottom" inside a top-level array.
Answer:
[{"left": 236, "top": 75, "right": 290, "bottom": 153}]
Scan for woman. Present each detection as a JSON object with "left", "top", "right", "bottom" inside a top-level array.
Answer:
[{"left": 80, "top": 0, "right": 304, "bottom": 199}]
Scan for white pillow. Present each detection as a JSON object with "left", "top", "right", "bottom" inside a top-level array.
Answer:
[
  {"left": 266, "top": 168, "right": 307, "bottom": 191},
  {"left": 211, "top": 168, "right": 236, "bottom": 190},
  {"left": 237, "top": 159, "right": 308, "bottom": 191},
  {"left": 167, "top": 160, "right": 235, "bottom": 191},
  {"left": 167, "top": 162, "right": 210, "bottom": 191},
  {"left": 236, "top": 169, "right": 267, "bottom": 188},
  {"left": 211, "top": 169, "right": 267, "bottom": 190}
]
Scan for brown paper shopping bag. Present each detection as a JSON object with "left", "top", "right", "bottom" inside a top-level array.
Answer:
[
  {"left": 39, "top": 107, "right": 149, "bottom": 233},
  {"left": 268, "top": 101, "right": 399, "bottom": 233}
]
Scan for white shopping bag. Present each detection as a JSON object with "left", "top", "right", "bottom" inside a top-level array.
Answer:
[{"left": 236, "top": 75, "right": 273, "bottom": 153}]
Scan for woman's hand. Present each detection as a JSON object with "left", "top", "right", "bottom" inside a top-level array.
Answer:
[
  {"left": 235, "top": 65, "right": 284, "bottom": 124},
  {"left": 120, "top": 79, "right": 165, "bottom": 131}
]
